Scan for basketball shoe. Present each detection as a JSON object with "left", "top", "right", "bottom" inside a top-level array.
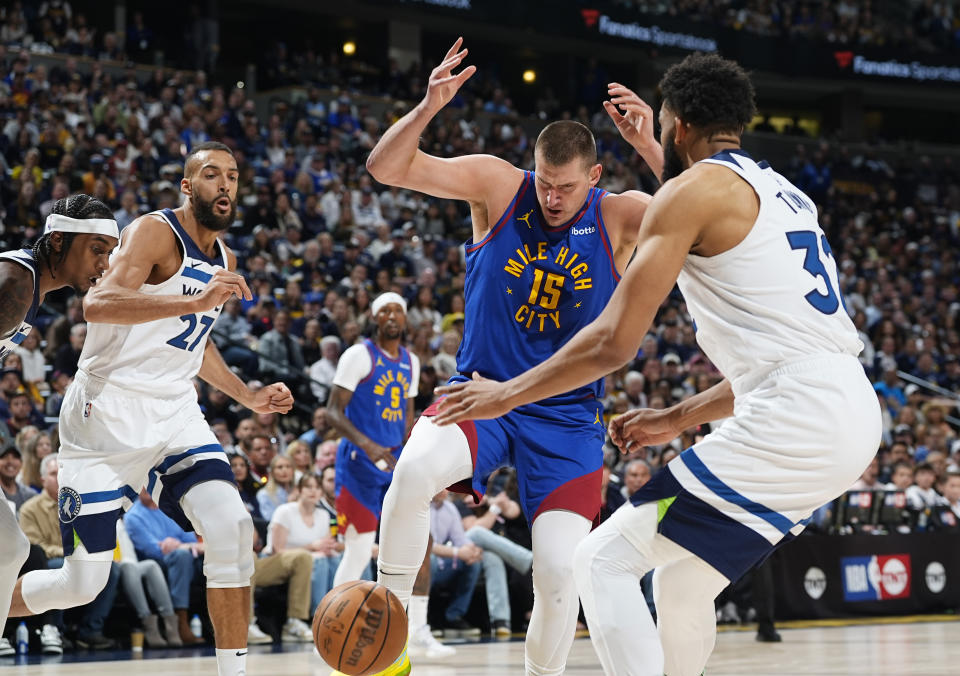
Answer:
[{"left": 330, "top": 641, "right": 410, "bottom": 676}]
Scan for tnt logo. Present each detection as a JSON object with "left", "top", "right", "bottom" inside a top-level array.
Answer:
[
  {"left": 834, "top": 51, "right": 854, "bottom": 69},
  {"left": 841, "top": 554, "right": 911, "bottom": 601},
  {"left": 581, "top": 9, "right": 600, "bottom": 28}
]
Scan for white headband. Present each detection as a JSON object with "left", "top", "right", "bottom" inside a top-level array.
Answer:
[
  {"left": 44, "top": 214, "right": 120, "bottom": 239},
  {"left": 371, "top": 292, "right": 407, "bottom": 316}
]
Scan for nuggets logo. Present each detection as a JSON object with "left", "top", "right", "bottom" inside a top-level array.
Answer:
[
  {"left": 83, "top": 402, "right": 92, "bottom": 418},
  {"left": 58, "top": 487, "right": 82, "bottom": 523}
]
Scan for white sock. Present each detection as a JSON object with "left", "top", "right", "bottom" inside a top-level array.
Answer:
[
  {"left": 216, "top": 647, "right": 247, "bottom": 676},
  {"left": 408, "top": 595, "right": 429, "bottom": 633}
]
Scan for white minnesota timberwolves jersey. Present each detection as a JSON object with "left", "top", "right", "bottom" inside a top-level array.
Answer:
[
  {"left": 678, "top": 149, "right": 862, "bottom": 392},
  {"left": 0, "top": 249, "right": 41, "bottom": 363},
  {"left": 79, "top": 209, "right": 226, "bottom": 397}
]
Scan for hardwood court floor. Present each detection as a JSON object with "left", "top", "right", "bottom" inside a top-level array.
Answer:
[{"left": 5, "top": 619, "right": 960, "bottom": 675}]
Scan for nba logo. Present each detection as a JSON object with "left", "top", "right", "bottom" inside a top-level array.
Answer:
[{"left": 83, "top": 402, "right": 92, "bottom": 418}]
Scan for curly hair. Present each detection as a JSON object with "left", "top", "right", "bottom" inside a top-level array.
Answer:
[
  {"left": 32, "top": 193, "right": 113, "bottom": 279},
  {"left": 659, "top": 53, "right": 757, "bottom": 136}
]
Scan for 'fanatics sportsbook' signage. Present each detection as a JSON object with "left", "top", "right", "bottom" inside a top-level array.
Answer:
[{"left": 582, "top": 11, "right": 717, "bottom": 52}]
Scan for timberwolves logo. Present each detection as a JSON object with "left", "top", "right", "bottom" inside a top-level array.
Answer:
[{"left": 58, "top": 487, "right": 82, "bottom": 523}]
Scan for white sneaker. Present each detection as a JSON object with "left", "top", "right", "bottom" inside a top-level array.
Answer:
[
  {"left": 247, "top": 622, "right": 273, "bottom": 645},
  {"left": 0, "top": 637, "right": 14, "bottom": 657},
  {"left": 40, "top": 625, "right": 62, "bottom": 655},
  {"left": 407, "top": 624, "right": 456, "bottom": 659},
  {"left": 281, "top": 618, "right": 313, "bottom": 643}
]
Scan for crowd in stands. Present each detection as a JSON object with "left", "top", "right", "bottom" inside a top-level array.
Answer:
[
  {"left": 616, "top": 0, "right": 960, "bottom": 53},
  {"left": 1, "top": 0, "right": 960, "bottom": 656}
]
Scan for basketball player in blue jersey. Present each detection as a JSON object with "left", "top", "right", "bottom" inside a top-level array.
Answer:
[
  {"left": 9, "top": 143, "right": 293, "bottom": 676},
  {"left": 437, "top": 53, "right": 881, "bottom": 676},
  {"left": 0, "top": 194, "right": 118, "bottom": 648},
  {"left": 367, "top": 38, "right": 663, "bottom": 675}
]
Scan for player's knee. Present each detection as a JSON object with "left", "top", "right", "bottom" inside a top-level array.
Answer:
[
  {"left": 532, "top": 553, "right": 575, "bottom": 597},
  {"left": 389, "top": 456, "right": 439, "bottom": 505},
  {"left": 203, "top": 510, "right": 255, "bottom": 587}
]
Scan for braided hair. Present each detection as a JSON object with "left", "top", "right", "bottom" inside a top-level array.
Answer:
[{"left": 32, "top": 194, "right": 112, "bottom": 279}]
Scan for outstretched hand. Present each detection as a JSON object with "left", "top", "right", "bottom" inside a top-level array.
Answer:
[
  {"left": 433, "top": 372, "right": 510, "bottom": 425},
  {"left": 608, "top": 407, "right": 680, "bottom": 453},
  {"left": 423, "top": 37, "right": 477, "bottom": 114},
  {"left": 603, "top": 83, "right": 658, "bottom": 154}
]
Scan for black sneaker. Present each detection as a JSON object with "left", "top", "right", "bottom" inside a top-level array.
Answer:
[
  {"left": 756, "top": 626, "right": 782, "bottom": 643},
  {"left": 75, "top": 633, "right": 117, "bottom": 650},
  {"left": 491, "top": 620, "right": 511, "bottom": 639},
  {"left": 443, "top": 618, "right": 481, "bottom": 638}
]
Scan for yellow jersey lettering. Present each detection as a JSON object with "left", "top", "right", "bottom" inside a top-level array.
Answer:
[
  {"left": 516, "top": 247, "right": 529, "bottom": 264},
  {"left": 564, "top": 252, "right": 579, "bottom": 270},
  {"left": 548, "top": 311, "right": 560, "bottom": 329},
  {"left": 555, "top": 247, "right": 569, "bottom": 266},
  {"left": 515, "top": 304, "right": 528, "bottom": 325},
  {"left": 381, "top": 408, "right": 403, "bottom": 422},
  {"left": 504, "top": 257, "right": 525, "bottom": 278},
  {"left": 537, "top": 241, "right": 548, "bottom": 260},
  {"left": 574, "top": 277, "right": 593, "bottom": 290},
  {"left": 571, "top": 262, "right": 589, "bottom": 278}
]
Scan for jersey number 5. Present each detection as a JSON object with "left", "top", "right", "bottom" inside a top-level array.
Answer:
[
  {"left": 785, "top": 230, "right": 840, "bottom": 315},
  {"left": 167, "top": 314, "right": 215, "bottom": 351}
]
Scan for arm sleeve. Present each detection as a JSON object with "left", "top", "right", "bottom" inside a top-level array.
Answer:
[
  {"left": 407, "top": 352, "right": 420, "bottom": 397},
  {"left": 332, "top": 344, "right": 373, "bottom": 392}
]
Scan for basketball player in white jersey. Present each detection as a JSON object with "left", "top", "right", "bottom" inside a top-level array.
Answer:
[
  {"left": 9, "top": 143, "right": 293, "bottom": 676},
  {"left": 434, "top": 53, "right": 881, "bottom": 675},
  {"left": 0, "top": 194, "right": 118, "bottom": 643}
]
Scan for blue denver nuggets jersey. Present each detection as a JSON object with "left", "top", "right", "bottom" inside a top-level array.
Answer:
[
  {"left": 0, "top": 249, "right": 42, "bottom": 363},
  {"left": 344, "top": 339, "right": 414, "bottom": 448},
  {"left": 458, "top": 171, "right": 620, "bottom": 403}
]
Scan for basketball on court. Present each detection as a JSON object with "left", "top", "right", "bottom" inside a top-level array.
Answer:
[{"left": 312, "top": 581, "right": 407, "bottom": 675}]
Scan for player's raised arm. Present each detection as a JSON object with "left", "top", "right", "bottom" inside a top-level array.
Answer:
[
  {"left": 365, "top": 38, "right": 521, "bottom": 214},
  {"left": 82, "top": 215, "right": 251, "bottom": 325}
]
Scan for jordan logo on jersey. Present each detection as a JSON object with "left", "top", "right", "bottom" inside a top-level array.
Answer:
[{"left": 517, "top": 209, "right": 534, "bottom": 229}]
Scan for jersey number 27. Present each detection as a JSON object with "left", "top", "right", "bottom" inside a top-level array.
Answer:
[{"left": 167, "top": 314, "right": 215, "bottom": 351}]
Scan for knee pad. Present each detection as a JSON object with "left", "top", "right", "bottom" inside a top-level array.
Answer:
[
  {"left": 182, "top": 481, "right": 256, "bottom": 588},
  {"left": 21, "top": 556, "right": 112, "bottom": 614},
  {"left": 203, "top": 509, "right": 255, "bottom": 588}
]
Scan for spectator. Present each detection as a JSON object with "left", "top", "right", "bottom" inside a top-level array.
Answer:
[
  {"left": 308, "top": 336, "right": 341, "bottom": 403},
  {"left": 247, "top": 432, "right": 277, "bottom": 483},
  {"left": 257, "top": 454, "right": 297, "bottom": 522},
  {"left": 114, "top": 518, "right": 181, "bottom": 647},
  {"left": 285, "top": 440, "right": 313, "bottom": 483},
  {"left": 258, "top": 309, "right": 306, "bottom": 386},
  {"left": 17, "top": 431, "right": 53, "bottom": 493},
  {"left": 620, "top": 458, "right": 652, "bottom": 499},
  {"left": 906, "top": 463, "right": 945, "bottom": 510},
  {"left": 123, "top": 489, "right": 204, "bottom": 646},
  {"left": 0, "top": 442, "right": 35, "bottom": 511},
  {"left": 229, "top": 452, "right": 264, "bottom": 521},
  {"left": 298, "top": 406, "right": 331, "bottom": 452},
  {"left": 249, "top": 540, "right": 315, "bottom": 644},
  {"left": 52, "top": 322, "right": 85, "bottom": 377},
  {"left": 850, "top": 456, "right": 884, "bottom": 490},
  {"left": 266, "top": 473, "right": 342, "bottom": 615}
]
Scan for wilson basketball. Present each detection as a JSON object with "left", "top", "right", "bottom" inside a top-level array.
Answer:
[{"left": 313, "top": 581, "right": 407, "bottom": 675}]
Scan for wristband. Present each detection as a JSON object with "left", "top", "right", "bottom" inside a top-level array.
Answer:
[{"left": 489, "top": 504, "right": 502, "bottom": 516}]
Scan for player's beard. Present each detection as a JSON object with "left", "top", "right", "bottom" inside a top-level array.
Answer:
[
  {"left": 192, "top": 190, "right": 236, "bottom": 232},
  {"left": 382, "top": 324, "right": 403, "bottom": 340},
  {"left": 661, "top": 136, "right": 686, "bottom": 183}
]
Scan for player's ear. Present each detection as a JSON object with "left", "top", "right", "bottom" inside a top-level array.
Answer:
[
  {"left": 181, "top": 177, "right": 192, "bottom": 197},
  {"left": 588, "top": 162, "right": 602, "bottom": 187},
  {"left": 49, "top": 231, "right": 63, "bottom": 254}
]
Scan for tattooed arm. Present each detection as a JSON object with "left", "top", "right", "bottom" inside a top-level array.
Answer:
[{"left": 0, "top": 261, "right": 34, "bottom": 338}]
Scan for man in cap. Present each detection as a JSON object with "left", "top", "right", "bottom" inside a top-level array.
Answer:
[{"left": 0, "top": 193, "right": 119, "bottom": 645}]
